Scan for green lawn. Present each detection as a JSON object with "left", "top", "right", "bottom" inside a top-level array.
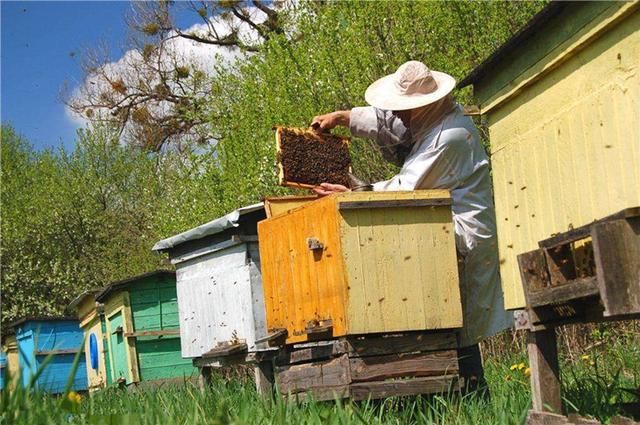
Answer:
[{"left": 2, "top": 330, "right": 638, "bottom": 425}]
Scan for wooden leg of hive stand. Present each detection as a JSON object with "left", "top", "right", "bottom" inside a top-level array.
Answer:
[
  {"left": 254, "top": 360, "right": 274, "bottom": 397},
  {"left": 528, "top": 327, "right": 562, "bottom": 414},
  {"left": 198, "top": 366, "right": 212, "bottom": 392}
]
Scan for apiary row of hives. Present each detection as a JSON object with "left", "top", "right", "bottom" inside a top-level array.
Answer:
[{"left": 152, "top": 189, "right": 463, "bottom": 398}]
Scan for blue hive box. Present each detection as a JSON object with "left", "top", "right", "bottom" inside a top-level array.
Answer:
[{"left": 12, "top": 317, "right": 87, "bottom": 394}]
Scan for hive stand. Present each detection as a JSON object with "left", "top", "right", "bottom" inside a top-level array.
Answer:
[
  {"left": 517, "top": 208, "right": 640, "bottom": 424},
  {"left": 194, "top": 346, "right": 279, "bottom": 396},
  {"left": 271, "top": 331, "right": 460, "bottom": 401}
]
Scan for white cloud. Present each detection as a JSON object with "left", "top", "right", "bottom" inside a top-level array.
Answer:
[{"left": 65, "top": 6, "right": 270, "bottom": 135}]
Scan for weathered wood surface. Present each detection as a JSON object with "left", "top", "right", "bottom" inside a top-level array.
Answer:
[
  {"left": 254, "top": 360, "right": 275, "bottom": 397},
  {"left": 349, "top": 351, "right": 458, "bottom": 382},
  {"left": 274, "top": 332, "right": 460, "bottom": 402},
  {"left": 350, "top": 375, "right": 459, "bottom": 401},
  {"left": 526, "top": 278, "right": 599, "bottom": 308},
  {"left": 35, "top": 348, "right": 82, "bottom": 356},
  {"left": 592, "top": 218, "right": 640, "bottom": 316},
  {"left": 519, "top": 249, "right": 551, "bottom": 294},
  {"left": 276, "top": 354, "right": 351, "bottom": 395},
  {"left": 538, "top": 208, "right": 640, "bottom": 249},
  {"left": 202, "top": 342, "right": 248, "bottom": 359},
  {"left": 277, "top": 332, "right": 458, "bottom": 365},
  {"left": 528, "top": 329, "right": 562, "bottom": 414}
]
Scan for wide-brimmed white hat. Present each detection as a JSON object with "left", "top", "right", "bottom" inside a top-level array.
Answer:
[{"left": 364, "top": 61, "right": 456, "bottom": 111}]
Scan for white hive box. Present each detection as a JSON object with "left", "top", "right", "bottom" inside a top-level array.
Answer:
[{"left": 153, "top": 204, "right": 268, "bottom": 359}]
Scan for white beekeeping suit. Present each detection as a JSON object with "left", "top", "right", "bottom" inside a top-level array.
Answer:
[{"left": 349, "top": 101, "right": 513, "bottom": 347}]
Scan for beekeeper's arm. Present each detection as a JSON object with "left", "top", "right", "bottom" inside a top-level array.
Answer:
[
  {"left": 313, "top": 107, "right": 412, "bottom": 167},
  {"left": 372, "top": 125, "right": 477, "bottom": 191}
]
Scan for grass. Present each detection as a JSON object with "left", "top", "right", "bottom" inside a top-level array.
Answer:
[{"left": 1, "top": 330, "right": 638, "bottom": 425}]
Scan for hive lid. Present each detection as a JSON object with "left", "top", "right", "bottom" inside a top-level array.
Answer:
[
  {"left": 7, "top": 316, "right": 77, "bottom": 330},
  {"left": 152, "top": 203, "right": 264, "bottom": 251},
  {"left": 95, "top": 270, "right": 175, "bottom": 302}
]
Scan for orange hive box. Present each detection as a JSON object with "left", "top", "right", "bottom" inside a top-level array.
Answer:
[{"left": 258, "top": 190, "right": 463, "bottom": 345}]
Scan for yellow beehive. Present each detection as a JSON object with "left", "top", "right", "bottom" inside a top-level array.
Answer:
[
  {"left": 70, "top": 291, "right": 109, "bottom": 392},
  {"left": 258, "top": 190, "right": 462, "bottom": 344},
  {"left": 459, "top": 2, "right": 640, "bottom": 309}
]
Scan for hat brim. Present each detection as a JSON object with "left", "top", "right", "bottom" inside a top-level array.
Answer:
[{"left": 364, "top": 70, "right": 456, "bottom": 111}]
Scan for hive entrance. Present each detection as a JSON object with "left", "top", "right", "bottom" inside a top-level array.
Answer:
[{"left": 276, "top": 127, "right": 351, "bottom": 188}]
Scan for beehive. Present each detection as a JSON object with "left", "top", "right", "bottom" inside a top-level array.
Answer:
[
  {"left": 11, "top": 317, "right": 87, "bottom": 394},
  {"left": 258, "top": 190, "right": 462, "bottom": 345},
  {"left": 153, "top": 204, "right": 269, "bottom": 359},
  {"left": 1, "top": 333, "right": 20, "bottom": 391},
  {"left": 69, "top": 290, "right": 111, "bottom": 391},
  {"left": 459, "top": 1, "right": 640, "bottom": 309},
  {"left": 96, "top": 271, "right": 197, "bottom": 385}
]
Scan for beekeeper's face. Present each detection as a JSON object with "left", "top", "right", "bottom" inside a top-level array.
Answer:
[{"left": 391, "top": 109, "right": 412, "bottom": 128}]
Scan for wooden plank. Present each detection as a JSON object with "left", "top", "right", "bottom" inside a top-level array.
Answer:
[
  {"left": 518, "top": 249, "right": 551, "bottom": 295},
  {"left": 124, "top": 330, "right": 180, "bottom": 338},
  {"left": 202, "top": 342, "right": 248, "bottom": 359},
  {"left": 123, "top": 293, "right": 140, "bottom": 383},
  {"left": 350, "top": 375, "right": 458, "bottom": 400},
  {"left": 338, "top": 198, "right": 452, "bottom": 210},
  {"left": 345, "top": 332, "right": 458, "bottom": 358},
  {"left": 544, "top": 244, "right": 577, "bottom": 286},
  {"left": 275, "top": 354, "right": 350, "bottom": 395},
  {"left": 349, "top": 351, "right": 458, "bottom": 383},
  {"left": 528, "top": 329, "right": 562, "bottom": 413},
  {"left": 538, "top": 207, "right": 640, "bottom": 249},
  {"left": 341, "top": 194, "right": 461, "bottom": 334},
  {"left": 277, "top": 340, "right": 350, "bottom": 365},
  {"left": 35, "top": 348, "right": 82, "bottom": 356},
  {"left": 264, "top": 195, "right": 318, "bottom": 218},
  {"left": 463, "top": 105, "right": 481, "bottom": 116},
  {"left": 254, "top": 360, "right": 275, "bottom": 397},
  {"left": 526, "top": 277, "right": 599, "bottom": 308},
  {"left": 290, "top": 385, "right": 350, "bottom": 402},
  {"left": 592, "top": 218, "right": 640, "bottom": 316},
  {"left": 255, "top": 328, "right": 287, "bottom": 346}
]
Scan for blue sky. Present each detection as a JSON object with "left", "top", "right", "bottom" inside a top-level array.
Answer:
[{"left": 1, "top": 1, "right": 199, "bottom": 151}]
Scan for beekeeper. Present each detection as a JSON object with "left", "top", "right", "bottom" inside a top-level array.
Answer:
[{"left": 311, "top": 61, "right": 513, "bottom": 393}]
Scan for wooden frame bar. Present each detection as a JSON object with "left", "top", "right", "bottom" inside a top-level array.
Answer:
[{"left": 338, "top": 198, "right": 452, "bottom": 210}]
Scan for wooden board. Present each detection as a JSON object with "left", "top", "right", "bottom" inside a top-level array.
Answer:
[
  {"left": 275, "top": 346, "right": 459, "bottom": 401},
  {"left": 264, "top": 195, "right": 319, "bottom": 218},
  {"left": 277, "top": 332, "right": 457, "bottom": 365},
  {"left": 339, "top": 191, "right": 462, "bottom": 334},
  {"left": 592, "top": 217, "right": 640, "bottom": 316}
]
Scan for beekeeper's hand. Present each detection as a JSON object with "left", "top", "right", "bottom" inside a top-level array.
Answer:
[
  {"left": 311, "top": 111, "right": 351, "bottom": 133},
  {"left": 312, "top": 183, "right": 350, "bottom": 196}
]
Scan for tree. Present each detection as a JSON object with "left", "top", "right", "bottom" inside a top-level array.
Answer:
[
  {"left": 204, "top": 1, "right": 547, "bottom": 213},
  {"left": 64, "top": 1, "right": 287, "bottom": 152}
]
